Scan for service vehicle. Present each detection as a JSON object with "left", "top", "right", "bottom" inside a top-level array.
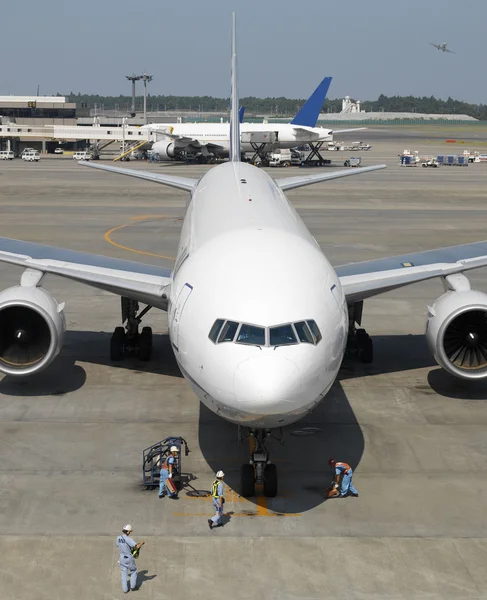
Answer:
[
  {"left": 20, "top": 148, "right": 35, "bottom": 159},
  {"left": 54, "top": 147, "right": 64, "bottom": 155},
  {"left": 73, "top": 151, "right": 91, "bottom": 161},
  {"left": 421, "top": 158, "right": 439, "bottom": 168},
  {"left": 344, "top": 157, "right": 362, "bottom": 167},
  {"left": 22, "top": 151, "right": 40, "bottom": 162},
  {"left": 269, "top": 149, "right": 292, "bottom": 167},
  {"left": 0, "top": 150, "right": 14, "bottom": 160}
]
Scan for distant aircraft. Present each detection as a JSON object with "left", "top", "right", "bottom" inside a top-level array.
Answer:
[{"left": 429, "top": 42, "right": 455, "bottom": 53}]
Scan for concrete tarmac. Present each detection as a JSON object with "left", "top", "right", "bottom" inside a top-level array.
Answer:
[{"left": 1, "top": 128, "right": 487, "bottom": 599}]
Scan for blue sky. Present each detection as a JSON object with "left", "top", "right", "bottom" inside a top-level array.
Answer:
[{"left": 1, "top": 0, "right": 485, "bottom": 102}]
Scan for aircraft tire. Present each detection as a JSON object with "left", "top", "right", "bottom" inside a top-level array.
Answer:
[
  {"left": 241, "top": 464, "right": 255, "bottom": 497},
  {"left": 263, "top": 464, "right": 278, "bottom": 497},
  {"left": 138, "top": 327, "right": 153, "bottom": 361},
  {"left": 110, "top": 327, "right": 125, "bottom": 361},
  {"left": 359, "top": 335, "right": 373, "bottom": 364}
]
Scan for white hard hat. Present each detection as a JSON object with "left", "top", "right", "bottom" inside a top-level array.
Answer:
[
  {"left": 123, "top": 524, "right": 132, "bottom": 532},
  {"left": 216, "top": 470, "right": 225, "bottom": 478},
  {"left": 170, "top": 445, "right": 179, "bottom": 452}
]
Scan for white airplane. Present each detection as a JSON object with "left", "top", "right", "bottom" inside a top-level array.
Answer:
[
  {"left": 145, "top": 77, "right": 363, "bottom": 161},
  {"left": 0, "top": 16, "right": 486, "bottom": 499},
  {"left": 429, "top": 42, "right": 455, "bottom": 53}
]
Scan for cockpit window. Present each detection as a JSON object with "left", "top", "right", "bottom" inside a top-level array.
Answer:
[
  {"left": 209, "top": 319, "right": 225, "bottom": 343},
  {"left": 210, "top": 318, "right": 321, "bottom": 346},
  {"left": 270, "top": 324, "right": 298, "bottom": 346},
  {"left": 294, "top": 321, "right": 314, "bottom": 344},
  {"left": 307, "top": 320, "right": 322, "bottom": 343},
  {"left": 218, "top": 320, "right": 239, "bottom": 343},
  {"left": 236, "top": 324, "right": 266, "bottom": 346}
]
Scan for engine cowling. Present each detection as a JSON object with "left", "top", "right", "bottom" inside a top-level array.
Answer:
[
  {"left": 151, "top": 140, "right": 176, "bottom": 160},
  {"left": 426, "top": 289, "right": 487, "bottom": 380},
  {"left": 0, "top": 286, "right": 66, "bottom": 376}
]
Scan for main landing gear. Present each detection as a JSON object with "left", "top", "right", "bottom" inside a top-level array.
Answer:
[
  {"left": 239, "top": 428, "right": 283, "bottom": 498},
  {"left": 110, "top": 297, "right": 153, "bottom": 361},
  {"left": 346, "top": 301, "right": 373, "bottom": 363}
]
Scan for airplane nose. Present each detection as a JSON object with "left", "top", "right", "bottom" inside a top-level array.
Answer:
[{"left": 234, "top": 355, "right": 301, "bottom": 410}]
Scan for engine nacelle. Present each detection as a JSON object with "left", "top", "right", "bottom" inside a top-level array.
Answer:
[
  {"left": 426, "top": 289, "right": 487, "bottom": 380},
  {"left": 0, "top": 286, "right": 66, "bottom": 376},
  {"left": 151, "top": 140, "right": 176, "bottom": 160}
]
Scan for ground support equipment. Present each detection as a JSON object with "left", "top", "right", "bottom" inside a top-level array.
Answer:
[
  {"left": 299, "top": 142, "right": 332, "bottom": 167},
  {"left": 142, "top": 436, "right": 190, "bottom": 491}
]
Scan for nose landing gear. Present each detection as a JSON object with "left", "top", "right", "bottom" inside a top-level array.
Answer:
[
  {"left": 110, "top": 297, "right": 153, "bottom": 361},
  {"left": 239, "top": 428, "right": 283, "bottom": 498},
  {"left": 346, "top": 301, "right": 373, "bottom": 363}
]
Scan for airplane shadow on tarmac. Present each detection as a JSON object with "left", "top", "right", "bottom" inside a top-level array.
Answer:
[
  {"left": 198, "top": 381, "right": 364, "bottom": 515},
  {"left": 0, "top": 330, "right": 182, "bottom": 397}
]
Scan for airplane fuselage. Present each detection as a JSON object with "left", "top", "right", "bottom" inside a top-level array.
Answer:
[
  {"left": 148, "top": 122, "right": 333, "bottom": 159},
  {"left": 167, "top": 161, "right": 348, "bottom": 428}
]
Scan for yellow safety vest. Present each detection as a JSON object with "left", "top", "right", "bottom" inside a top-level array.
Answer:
[{"left": 211, "top": 480, "right": 222, "bottom": 498}]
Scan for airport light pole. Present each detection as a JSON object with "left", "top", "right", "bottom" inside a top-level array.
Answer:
[
  {"left": 126, "top": 74, "right": 142, "bottom": 117},
  {"left": 141, "top": 73, "right": 153, "bottom": 124}
]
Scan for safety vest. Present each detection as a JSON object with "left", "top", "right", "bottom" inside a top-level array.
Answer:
[
  {"left": 211, "top": 480, "right": 222, "bottom": 498},
  {"left": 336, "top": 462, "right": 351, "bottom": 473},
  {"left": 162, "top": 454, "right": 174, "bottom": 470}
]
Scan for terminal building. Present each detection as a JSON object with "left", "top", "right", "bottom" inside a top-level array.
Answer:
[{"left": 0, "top": 96, "right": 88, "bottom": 153}]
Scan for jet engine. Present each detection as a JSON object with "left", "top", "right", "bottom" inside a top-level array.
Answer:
[
  {"left": 151, "top": 140, "right": 176, "bottom": 161},
  {"left": 426, "top": 289, "right": 487, "bottom": 380},
  {"left": 0, "top": 286, "right": 66, "bottom": 376}
]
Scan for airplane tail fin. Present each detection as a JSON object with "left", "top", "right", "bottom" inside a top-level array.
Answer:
[
  {"left": 229, "top": 12, "right": 240, "bottom": 162},
  {"left": 239, "top": 106, "right": 245, "bottom": 123},
  {"left": 290, "top": 77, "right": 332, "bottom": 127}
]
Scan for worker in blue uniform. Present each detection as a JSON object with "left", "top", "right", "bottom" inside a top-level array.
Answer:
[
  {"left": 116, "top": 524, "right": 145, "bottom": 593},
  {"left": 159, "top": 445, "right": 179, "bottom": 499},
  {"left": 208, "top": 470, "right": 225, "bottom": 529},
  {"left": 329, "top": 459, "right": 359, "bottom": 497}
]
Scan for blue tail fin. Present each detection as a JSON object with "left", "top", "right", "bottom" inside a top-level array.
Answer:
[
  {"left": 290, "top": 76, "right": 332, "bottom": 127},
  {"left": 239, "top": 106, "right": 245, "bottom": 123},
  {"left": 229, "top": 13, "right": 240, "bottom": 162}
]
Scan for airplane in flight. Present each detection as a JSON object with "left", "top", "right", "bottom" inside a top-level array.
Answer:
[
  {"left": 0, "top": 15, "right": 486, "bottom": 499},
  {"left": 429, "top": 42, "right": 455, "bottom": 53},
  {"left": 145, "top": 76, "right": 362, "bottom": 161}
]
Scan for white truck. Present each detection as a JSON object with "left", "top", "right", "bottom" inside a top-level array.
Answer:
[
  {"left": 73, "top": 150, "right": 92, "bottom": 161},
  {"left": 0, "top": 150, "right": 14, "bottom": 160},
  {"left": 22, "top": 150, "right": 40, "bottom": 162},
  {"left": 268, "top": 149, "right": 292, "bottom": 167}
]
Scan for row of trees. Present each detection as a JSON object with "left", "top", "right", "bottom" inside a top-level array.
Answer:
[{"left": 63, "top": 92, "right": 487, "bottom": 119}]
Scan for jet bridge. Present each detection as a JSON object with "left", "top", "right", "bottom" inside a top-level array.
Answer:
[{"left": 0, "top": 123, "right": 154, "bottom": 153}]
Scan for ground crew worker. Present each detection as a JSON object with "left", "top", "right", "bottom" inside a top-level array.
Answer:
[
  {"left": 208, "top": 471, "right": 225, "bottom": 529},
  {"left": 116, "top": 524, "right": 145, "bottom": 593},
  {"left": 329, "top": 459, "right": 359, "bottom": 497},
  {"left": 159, "top": 445, "right": 179, "bottom": 499}
]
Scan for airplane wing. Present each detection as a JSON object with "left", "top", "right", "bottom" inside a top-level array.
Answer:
[
  {"left": 276, "top": 164, "right": 386, "bottom": 191},
  {"left": 79, "top": 161, "right": 197, "bottom": 192},
  {"left": 444, "top": 48, "right": 455, "bottom": 53},
  {"left": 0, "top": 237, "right": 172, "bottom": 308},
  {"left": 336, "top": 241, "right": 487, "bottom": 303},
  {"left": 429, "top": 42, "right": 440, "bottom": 49},
  {"left": 332, "top": 128, "right": 368, "bottom": 134}
]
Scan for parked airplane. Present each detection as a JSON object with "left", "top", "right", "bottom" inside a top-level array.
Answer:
[
  {"left": 146, "top": 76, "right": 361, "bottom": 161},
  {"left": 0, "top": 15, "right": 486, "bottom": 498},
  {"left": 429, "top": 42, "right": 455, "bottom": 53}
]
